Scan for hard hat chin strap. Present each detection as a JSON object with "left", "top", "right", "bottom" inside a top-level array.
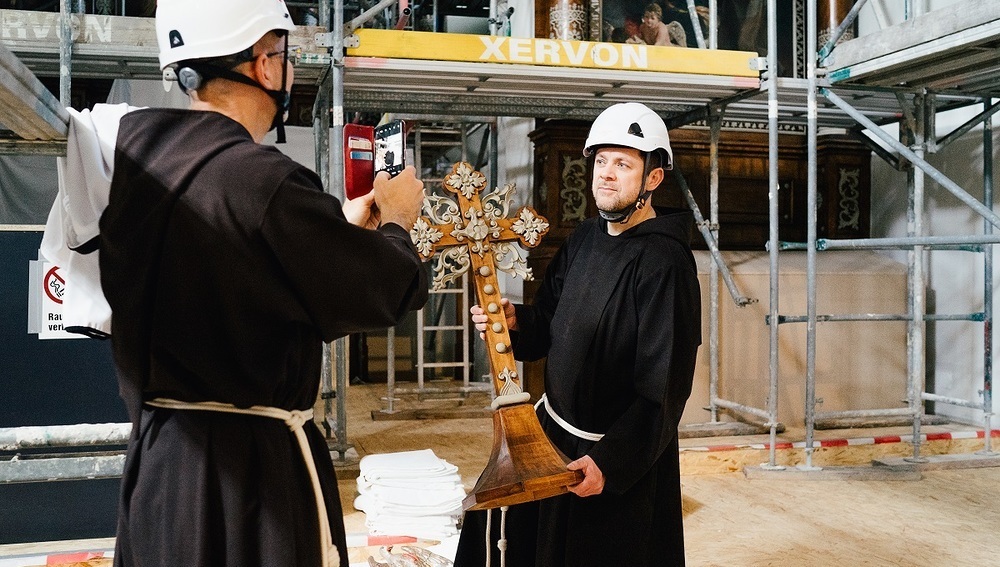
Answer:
[
  {"left": 598, "top": 189, "right": 649, "bottom": 223},
  {"left": 176, "top": 56, "right": 291, "bottom": 143},
  {"left": 271, "top": 45, "right": 290, "bottom": 143},
  {"left": 597, "top": 154, "right": 654, "bottom": 224}
]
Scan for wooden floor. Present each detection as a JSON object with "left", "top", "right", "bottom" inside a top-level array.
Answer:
[
  {"left": 338, "top": 382, "right": 1000, "bottom": 566},
  {"left": 2, "top": 381, "right": 998, "bottom": 566}
]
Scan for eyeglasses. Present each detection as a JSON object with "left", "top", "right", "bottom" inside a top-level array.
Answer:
[{"left": 264, "top": 45, "right": 303, "bottom": 66}]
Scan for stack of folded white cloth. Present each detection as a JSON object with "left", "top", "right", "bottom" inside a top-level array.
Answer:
[{"left": 354, "top": 449, "right": 466, "bottom": 541}]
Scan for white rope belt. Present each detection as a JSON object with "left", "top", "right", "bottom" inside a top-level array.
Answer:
[
  {"left": 146, "top": 398, "right": 339, "bottom": 567},
  {"left": 534, "top": 394, "right": 605, "bottom": 442}
]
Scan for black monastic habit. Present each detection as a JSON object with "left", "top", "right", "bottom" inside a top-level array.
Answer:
[
  {"left": 455, "top": 208, "right": 701, "bottom": 567},
  {"left": 100, "top": 109, "right": 428, "bottom": 567}
]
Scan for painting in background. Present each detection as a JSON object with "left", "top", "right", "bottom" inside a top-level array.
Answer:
[{"left": 594, "top": 0, "right": 795, "bottom": 76}]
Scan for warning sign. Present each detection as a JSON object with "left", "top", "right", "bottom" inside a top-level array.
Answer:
[
  {"left": 44, "top": 265, "right": 65, "bottom": 305},
  {"left": 28, "top": 258, "right": 81, "bottom": 340}
]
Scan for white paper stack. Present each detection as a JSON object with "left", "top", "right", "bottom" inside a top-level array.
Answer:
[{"left": 354, "top": 449, "right": 466, "bottom": 541}]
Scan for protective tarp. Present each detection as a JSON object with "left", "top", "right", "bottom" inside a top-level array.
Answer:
[{"left": 0, "top": 154, "right": 58, "bottom": 224}]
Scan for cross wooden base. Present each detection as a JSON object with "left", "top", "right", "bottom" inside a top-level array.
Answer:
[{"left": 462, "top": 402, "right": 584, "bottom": 511}]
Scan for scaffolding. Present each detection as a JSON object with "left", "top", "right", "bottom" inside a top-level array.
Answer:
[
  {"left": 3, "top": 0, "right": 1000, "bottom": 487},
  {"left": 314, "top": 0, "right": 1000, "bottom": 473},
  {"left": 781, "top": 0, "right": 1000, "bottom": 469}
]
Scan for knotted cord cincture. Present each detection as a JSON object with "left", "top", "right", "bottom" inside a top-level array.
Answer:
[
  {"left": 146, "top": 398, "right": 339, "bottom": 567},
  {"left": 483, "top": 505, "right": 511, "bottom": 567}
]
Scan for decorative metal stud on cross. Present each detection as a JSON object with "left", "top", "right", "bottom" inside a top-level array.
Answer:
[{"left": 410, "top": 162, "right": 583, "bottom": 511}]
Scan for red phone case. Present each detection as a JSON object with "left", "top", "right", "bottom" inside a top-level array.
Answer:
[{"left": 344, "top": 124, "right": 374, "bottom": 200}]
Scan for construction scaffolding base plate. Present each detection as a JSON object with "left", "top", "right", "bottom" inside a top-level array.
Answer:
[
  {"left": 873, "top": 452, "right": 1000, "bottom": 471},
  {"left": 371, "top": 406, "right": 492, "bottom": 421},
  {"left": 330, "top": 447, "right": 362, "bottom": 480},
  {"left": 742, "top": 465, "right": 922, "bottom": 481}
]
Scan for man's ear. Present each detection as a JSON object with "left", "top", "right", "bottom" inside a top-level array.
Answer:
[
  {"left": 645, "top": 167, "right": 665, "bottom": 191},
  {"left": 252, "top": 52, "right": 280, "bottom": 91}
]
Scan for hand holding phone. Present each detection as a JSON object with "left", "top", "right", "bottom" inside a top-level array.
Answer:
[
  {"left": 374, "top": 165, "right": 424, "bottom": 232},
  {"left": 344, "top": 120, "right": 407, "bottom": 201},
  {"left": 342, "top": 190, "right": 380, "bottom": 229}
]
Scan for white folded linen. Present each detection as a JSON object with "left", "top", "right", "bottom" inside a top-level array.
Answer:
[
  {"left": 363, "top": 514, "right": 459, "bottom": 542},
  {"left": 354, "top": 493, "right": 464, "bottom": 518},
  {"left": 358, "top": 484, "right": 466, "bottom": 510},
  {"left": 354, "top": 449, "right": 466, "bottom": 541},
  {"left": 357, "top": 476, "right": 463, "bottom": 492},
  {"left": 359, "top": 449, "right": 459, "bottom": 481}
]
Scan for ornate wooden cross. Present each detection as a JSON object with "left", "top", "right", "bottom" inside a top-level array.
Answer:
[{"left": 410, "top": 162, "right": 583, "bottom": 511}]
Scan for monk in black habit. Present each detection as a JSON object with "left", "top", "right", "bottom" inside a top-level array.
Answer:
[
  {"left": 99, "top": 2, "right": 428, "bottom": 566},
  {"left": 455, "top": 102, "right": 702, "bottom": 567}
]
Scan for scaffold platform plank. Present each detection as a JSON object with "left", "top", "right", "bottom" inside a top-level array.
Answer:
[
  {"left": 825, "top": 0, "right": 1000, "bottom": 96},
  {"left": 0, "top": 40, "right": 66, "bottom": 140},
  {"left": 679, "top": 421, "right": 780, "bottom": 439},
  {"left": 371, "top": 406, "right": 492, "bottom": 421},
  {"left": 0, "top": 9, "right": 328, "bottom": 81}
]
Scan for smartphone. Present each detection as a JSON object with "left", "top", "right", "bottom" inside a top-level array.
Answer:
[
  {"left": 374, "top": 120, "right": 406, "bottom": 178},
  {"left": 344, "top": 124, "right": 375, "bottom": 200}
]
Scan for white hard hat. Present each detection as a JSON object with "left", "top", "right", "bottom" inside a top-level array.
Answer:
[
  {"left": 583, "top": 102, "right": 673, "bottom": 169},
  {"left": 156, "top": 0, "right": 296, "bottom": 69}
]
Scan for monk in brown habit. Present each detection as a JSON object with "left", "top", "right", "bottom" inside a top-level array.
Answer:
[{"left": 99, "top": 1, "right": 428, "bottom": 565}]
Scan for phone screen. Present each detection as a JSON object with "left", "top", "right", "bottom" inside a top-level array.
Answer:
[{"left": 374, "top": 120, "right": 405, "bottom": 178}]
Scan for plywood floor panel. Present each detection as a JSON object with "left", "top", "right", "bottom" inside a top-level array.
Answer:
[{"left": 338, "top": 383, "right": 1000, "bottom": 565}]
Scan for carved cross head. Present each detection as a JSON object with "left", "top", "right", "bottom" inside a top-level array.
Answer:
[
  {"left": 408, "top": 162, "right": 550, "bottom": 399},
  {"left": 409, "top": 162, "right": 550, "bottom": 291}
]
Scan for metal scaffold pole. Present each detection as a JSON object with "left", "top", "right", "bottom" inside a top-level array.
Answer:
[
  {"left": 802, "top": 0, "right": 819, "bottom": 471},
  {"left": 315, "top": 0, "right": 353, "bottom": 461},
  {"left": 686, "top": 0, "right": 706, "bottom": 49},
  {"left": 316, "top": 0, "right": 335, "bottom": 446},
  {"left": 906, "top": 92, "right": 928, "bottom": 463},
  {"left": 59, "top": 0, "right": 72, "bottom": 106},
  {"left": 331, "top": 0, "right": 351, "bottom": 462},
  {"left": 981, "top": 99, "right": 995, "bottom": 455},
  {"left": 763, "top": 0, "right": 782, "bottom": 470},
  {"left": 708, "top": 106, "right": 721, "bottom": 423},
  {"left": 708, "top": 0, "right": 717, "bottom": 49}
]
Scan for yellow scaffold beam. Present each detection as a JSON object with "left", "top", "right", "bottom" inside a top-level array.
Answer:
[{"left": 347, "top": 29, "right": 760, "bottom": 79}]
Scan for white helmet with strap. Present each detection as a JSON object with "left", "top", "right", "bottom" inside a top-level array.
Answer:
[
  {"left": 156, "top": 0, "right": 296, "bottom": 142},
  {"left": 156, "top": 0, "right": 295, "bottom": 70},
  {"left": 584, "top": 103, "right": 673, "bottom": 223},
  {"left": 583, "top": 102, "right": 673, "bottom": 170}
]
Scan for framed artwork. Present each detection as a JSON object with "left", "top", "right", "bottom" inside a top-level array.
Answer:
[{"left": 592, "top": 0, "right": 796, "bottom": 76}]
